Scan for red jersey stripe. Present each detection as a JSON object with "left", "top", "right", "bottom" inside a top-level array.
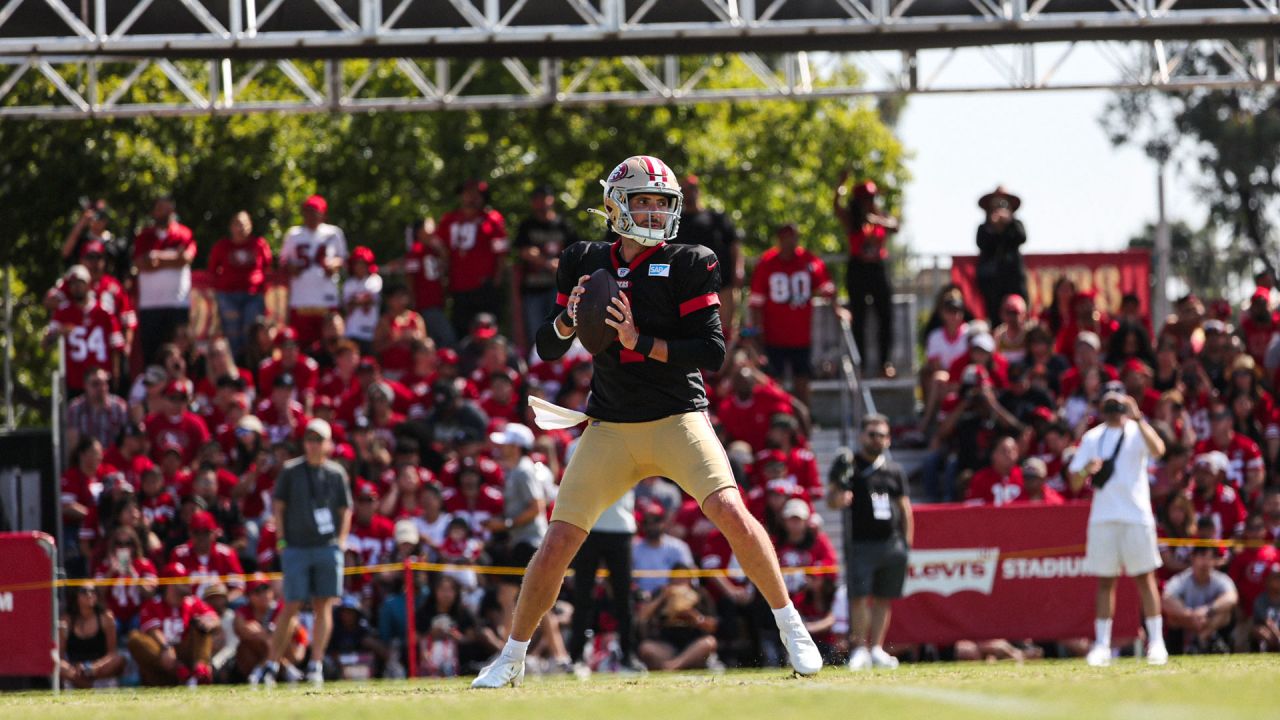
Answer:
[{"left": 679, "top": 292, "right": 720, "bottom": 317}]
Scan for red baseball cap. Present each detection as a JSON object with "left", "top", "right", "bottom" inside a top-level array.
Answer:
[
  {"left": 247, "top": 574, "right": 272, "bottom": 593},
  {"left": 1252, "top": 287, "right": 1271, "bottom": 303},
  {"left": 190, "top": 510, "right": 218, "bottom": 533},
  {"left": 758, "top": 449, "right": 788, "bottom": 468},
  {"left": 437, "top": 348, "right": 459, "bottom": 365},
  {"left": 80, "top": 240, "right": 106, "bottom": 258},
  {"left": 302, "top": 194, "right": 328, "bottom": 214},
  {"left": 354, "top": 479, "right": 380, "bottom": 499},
  {"left": 333, "top": 442, "right": 356, "bottom": 461},
  {"left": 853, "top": 180, "right": 878, "bottom": 198},
  {"left": 349, "top": 246, "right": 378, "bottom": 275},
  {"left": 161, "top": 561, "right": 189, "bottom": 579},
  {"left": 1073, "top": 288, "right": 1098, "bottom": 303},
  {"left": 164, "top": 379, "right": 192, "bottom": 398},
  {"left": 1122, "top": 358, "right": 1152, "bottom": 377},
  {"left": 473, "top": 326, "right": 498, "bottom": 340},
  {"left": 275, "top": 327, "right": 299, "bottom": 347}
]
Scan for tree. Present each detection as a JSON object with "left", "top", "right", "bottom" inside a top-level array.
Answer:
[
  {"left": 0, "top": 56, "right": 909, "bottom": 426},
  {"left": 1101, "top": 42, "right": 1280, "bottom": 282},
  {"left": 1127, "top": 220, "right": 1250, "bottom": 300}
]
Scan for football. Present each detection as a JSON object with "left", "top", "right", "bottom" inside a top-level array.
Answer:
[{"left": 575, "top": 268, "right": 622, "bottom": 355}]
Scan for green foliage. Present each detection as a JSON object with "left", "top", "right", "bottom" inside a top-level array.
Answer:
[
  {"left": 1127, "top": 220, "right": 1250, "bottom": 300},
  {"left": 1101, "top": 44, "right": 1280, "bottom": 282},
  {"left": 0, "top": 56, "right": 908, "bottom": 427}
]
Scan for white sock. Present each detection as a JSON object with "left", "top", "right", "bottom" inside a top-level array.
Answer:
[
  {"left": 1095, "top": 619, "right": 1113, "bottom": 648},
  {"left": 1144, "top": 616, "right": 1164, "bottom": 647},
  {"left": 502, "top": 638, "right": 531, "bottom": 660},
  {"left": 771, "top": 602, "right": 801, "bottom": 625}
]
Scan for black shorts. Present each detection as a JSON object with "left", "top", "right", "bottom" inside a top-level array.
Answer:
[
  {"left": 765, "top": 346, "right": 812, "bottom": 378},
  {"left": 846, "top": 538, "right": 909, "bottom": 599}
]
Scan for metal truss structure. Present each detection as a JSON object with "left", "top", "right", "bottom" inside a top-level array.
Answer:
[{"left": 1, "top": 0, "right": 1278, "bottom": 117}]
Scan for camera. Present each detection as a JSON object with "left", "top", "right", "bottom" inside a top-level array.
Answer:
[{"left": 1102, "top": 399, "right": 1127, "bottom": 415}]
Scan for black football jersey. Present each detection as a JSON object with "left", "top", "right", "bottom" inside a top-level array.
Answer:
[{"left": 534, "top": 238, "right": 725, "bottom": 423}]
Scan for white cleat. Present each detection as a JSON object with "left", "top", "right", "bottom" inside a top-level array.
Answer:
[
  {"left": 846, "top": 646, "right": 872, "bottom": 672},
  {"left": 1146, "top": 643, "right": 1169, "bottom": 666},
  {"left": 1086, "top": 645, "right": 1112, "bottom": 667},
  {"left": 778, "top": 615, "right": 824, "bottom": 676},
  {"left": 869, "top": 646, "right": 900, "bottom": 670},
  {"left": 471, "top": 654, "right": 527, "bottom": 689}
]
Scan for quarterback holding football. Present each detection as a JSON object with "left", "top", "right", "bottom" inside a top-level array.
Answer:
[{"left": 472, "top": 156, "right": 822, "bottom": 687}]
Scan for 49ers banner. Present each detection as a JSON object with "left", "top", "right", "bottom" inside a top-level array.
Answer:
[
  {"left": 885, "top": 503, "right": 1139, "bottom": 646},
  {"left": 950, "top": 250, "right": 1151, "bottom": 321}
]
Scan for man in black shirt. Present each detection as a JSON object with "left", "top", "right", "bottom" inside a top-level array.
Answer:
[
  {"left": 473, "top": 156, "right": 821, "bottom": 688},
  {"left": 676, "top": 175, "right": 743, "bottom": 338},
  {"left": 828, "top": 413, "right": 913, "bottom": 672},
  {"left": 512, "top": 185, "right": 581, "bottom": 352}
]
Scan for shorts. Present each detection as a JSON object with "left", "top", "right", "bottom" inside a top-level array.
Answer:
[
  {"left": 765, "top": 346, "right": 812, "bottom": 379},
  {"left": 288, "top": 307, "right": 333, "bottom": 348},
  {"left": 551, "top": 412, "right": 738, "bottom": 532},
  {"left": 281, "top": 544, "right": 344, "bottom": 602},
  {"left": 1084, "top": 522, "right": 1162, "bottom": 577},
  {"left": 846, "top": 537, "right": 909, "bottom": 599}
]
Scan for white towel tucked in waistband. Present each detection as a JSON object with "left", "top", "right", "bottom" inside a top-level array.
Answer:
[{"left": 527, "top": 395, "right": 589, "bottom": 430}]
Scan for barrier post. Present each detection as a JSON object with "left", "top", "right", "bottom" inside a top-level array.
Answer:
[{"left": 404, "top": 556, "right": 416, "bottom": 679}]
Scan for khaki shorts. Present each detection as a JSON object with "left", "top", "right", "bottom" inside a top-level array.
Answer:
[{"left": 551, "top": 411, "right": 737, "bottom": 532}]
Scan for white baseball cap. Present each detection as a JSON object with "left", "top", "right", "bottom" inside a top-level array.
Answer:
[
  {"left": 781, "top": 498, "right": 811, "bottom": 521},
  {"left": 489, "top": 423, "right": 535, "bottom": 450},
  {"left": 394, "top": 518, "right": 420, "bottom": 546},
  {"left": 305, "top": 418, "right": 332, "bottom": 440},
  {"left": 64, "top": 264, "right": 91, "bottom": 283}
]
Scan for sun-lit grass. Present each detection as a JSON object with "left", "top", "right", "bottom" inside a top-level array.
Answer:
[{"left": 3, "top": 656, "right": 1278, "bottom": 720}]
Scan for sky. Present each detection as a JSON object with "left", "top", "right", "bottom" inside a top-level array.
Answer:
[{"left": 889, "top": 54, "right": 1203, "bottom": 261}]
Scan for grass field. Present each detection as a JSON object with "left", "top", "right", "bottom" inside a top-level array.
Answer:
[{"left": 4, "top": 657, "right": 1279, "bottom": 720}]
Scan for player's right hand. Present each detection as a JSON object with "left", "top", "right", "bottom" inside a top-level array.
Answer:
[{"left": 566, "top": 274, "right": 590, "bottom": 326}]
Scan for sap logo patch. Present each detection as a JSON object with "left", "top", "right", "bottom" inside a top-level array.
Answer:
[{"left": 648, "top": 264, "right": 671, "bottom": 277}]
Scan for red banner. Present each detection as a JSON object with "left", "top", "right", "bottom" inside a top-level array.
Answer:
[
  {"left": 950, "top": 250, "right": 1151, "bottom": 320},
  {"left": 885, "top": 503, "right": 1139, "bottom": 646},
  {"left": 0, "top": 533, "right": 58, "bottom": 677}
]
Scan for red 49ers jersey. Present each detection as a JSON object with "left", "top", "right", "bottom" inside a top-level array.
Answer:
[
  {"left": 404, "top": 240, "right": 448, "bottom": 310},
  {"left": 442, "top": 485, "right": 504, "bottom": 535},
  {"left": 51, "top": 301, "right": 124, "bottom": 390},
  {"left": 749, "top": 247, "right": 833, "bottom": 348},
  {"left": 138, "top": 595, "right": 217, "bottom": 644},
  {"left": 441, "top": 209, "right": 508, "bottom": 292}
]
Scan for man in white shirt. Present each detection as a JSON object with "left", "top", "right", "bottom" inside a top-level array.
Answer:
[
  {"left": 1068, "top": 383, "right": 1169, "bottom": 666},
  {"left": 280, "top": 195, "right": 347, "bottom": 347}
]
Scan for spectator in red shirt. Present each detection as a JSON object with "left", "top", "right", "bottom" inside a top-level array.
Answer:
[
  {"left": 1013, "top": 458, "right": 1064, "bottom": 505},
  {"left": 1231, "top": 515, "right": 1280, "bottom": 622},
  {"left": 93, "top": 526, "right": 159, "bottom": 633},
  {"left": 1055, "top": 289, "right": 1118, "bottom": 357},
  {"left": 398, "top": 216, "right": 455, "bottom": 347},
  {"left": 348, "top": 481, "right": 395, "bottom": 565},
  {"left": 145, "top": 380, "right": 211, "bottom": 468},
  {"left": 49, "top": 240, "right": 137, "bottom": 357},
  {"left": 234, "top": 578, "right": 309, "bottom": 685},
  {"left": 126, "top": 561, "right": 220, "bottom": 686},
  {"left": 833, "top": 172, "right": 899, "bottom": 378},
  {"left": 1190, "top": 451, "right": 1248, "bottom": 540},
  {"left": 773, "top": 499, "right": 839, "bottom": 659},
  {"left": 480, "top": 371, "right": 523, "bottom": 425},
  {"left": 757, "top": 413, "right": 822, "bottom": 500},
  {"left": 965, "top": 435, "right": 1024, "bottom": 506},
  {"left": 1241, "top": 287, "right": 1276, "bottom": 367},
  {"left": 134, "top": 195, "right": 197, "bottom": 368},
  {"left": 374, "top": 286, "right": 427, "bottom": 381},
  {"left": 746, "top": 222, "right": 836, "bottom": 408},
  {"left": 1121, "top": 359, "right": 1161, "bottom": 418},
  {"left": 171, "top": 509, "right": 246, "bottom": 602},
  {"left": 208, "top": 211, "right": 273, "bottom": 360},
  {"left": 718, "top": 367, "right": 802, "bottom": 453},
  {"left": 257, "top": 327, "right": 320, "bottom": 414},
  {"left": 1195, "top": 405, "right": 1266, "bottom": 497},
  {"left": 442, "top": 179, "right": 509, "bottom": 339},
  {"left": 46, "top": 264, "right": 126, "bottom": 396}
]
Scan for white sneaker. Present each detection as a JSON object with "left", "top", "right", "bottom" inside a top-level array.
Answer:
[
  {"left": 281, "top": 664, "right": 303, "bottom": 684},
  {"left": 572, "top": 661, "right": 592, "bottom": 681},
  {"left": 1086, "top": 644, "right": 1112, "bottom": 667},
  {"left": 1146, "top": 642, "right": 1169, "bottom": 666},
  {"left": 869, "top": 646, "right": 900, "bottom": 669},
  {"left": 846, "top": 646, "right": 872, "bottom": 672},
  {"left": 777, "top": 614, "right": 823, "bottom": 676},
  {"left": 306, "top": 661, "right": 323, "bottom": 688},
  {"left": 471, "top": 654, "right": 527, "bottom": 689},
  {"left": 248, "top": 663, "right": 267, "bottom": 687}
]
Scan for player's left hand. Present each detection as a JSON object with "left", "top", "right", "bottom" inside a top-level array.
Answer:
[{"left": 605, "top": 293, "right": 639, "bottom": 350}]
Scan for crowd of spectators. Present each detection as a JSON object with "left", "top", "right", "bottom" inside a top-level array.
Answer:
[
  {"left": 48, "top": 181, "right": 842, "bottom": 687},
  {"left": 914, "top": 276, "right": 1280, "bottom": 657}
]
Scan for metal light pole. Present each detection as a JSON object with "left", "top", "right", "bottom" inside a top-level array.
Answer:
[{"left": 1147, "top": 140, "right": 1172, "bottom": 326}]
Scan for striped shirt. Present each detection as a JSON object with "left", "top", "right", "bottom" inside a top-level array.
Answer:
[{"left": 68, "top": 394, "right": 130, "bottom": 448}]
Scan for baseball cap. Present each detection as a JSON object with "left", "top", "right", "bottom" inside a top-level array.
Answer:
[
  {"left": 333, "top": 442, "right": 356, "bottom": 461},
  {"left": 758, "top": 449, "right": 788, "bottom": 468},
  {"left": 1194, "top": 451, "right": 1229, "bottom": 474},
  {"left": 437, "top": 348, "right": 459, "bottom": 365},
  {"left": 190, "top": 509, "right": 218, "bottom": 533},
  {"left": 247, "top": 574, "right": 272, "bottom": 594},
  {"left": 1075, "top": 331, "right": 1101, "bottom": 350},
  {"left": 366, "top": 381, "right": 394, "bottom": 403},
  {"left": 1202, "top": 319, "right": 1227, "bottom": 335},
  {"left": 1002, "top": 295, "right": 1027, "bottom": 313},
  {"left": 64, "top": 264, "right": 91, "bottom": 283},
  {"left": 1252, "top": 287, "right": 1271, "bottom": 303},
  {"left": 489, "top": 423, "right": 535, "bottom": 450},
  {"left": 1099, "top": 380, "right": 1128, "bottom": 403},
  {"left": 1021, "top": 457, "right": 1048, "bottom": 478},
  {"left": 275, "top": 327, "right": 299, "bottom": 347},
  {"left": 164, "top": 379, "right": 193, "bottom": 398},
  {"left": 1122, "top": 358, "right": 1152, "bottom": 377},
  {"left": 159, "top": 440, "right": 184, "bottom": 457},
  {"left": 394, "top": 518, "right": 420, "bottom": 546},
  {"left": 160, "top": 561, "right": 189, "bottom": 579},
  {"left": 143, "top": 365, "right": 168, "bottom": 387},
  {"left": 201, "top": 582, "right": 229, "bottom": 600},
  {"left": 355, "top": 479, "right": 380, "bottom": 500},
  {"left": 941, "top": 292, "right": 965, "bottom": 310},
  {"left": 80, "top": 240, "right": 106, "bottom": 258},
  {"left": 640, "top": 500, "right": 667, "bottom": 519},
  {"left": 969, "top": 331, "right": 995, "bottom": 353},
  {"left": 237, "top": 415, "right": 265, "bottom": 435},
  {"left": 781, "top": 498, "right": 811, "bottom": 521},
  {"left": 302, "top": 194, "right": 328, "bottom": 214},
  {"left": 305, "top": 418, "right": 332, "bottom": 441}
]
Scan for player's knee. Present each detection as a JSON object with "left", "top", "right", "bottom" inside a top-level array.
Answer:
[{"left": 702, "top": 490, "right": 752, "bottom": 534}]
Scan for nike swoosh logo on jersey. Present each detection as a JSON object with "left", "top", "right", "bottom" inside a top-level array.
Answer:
[{"left": 707, "top": 260, "right": 719, "bottom": 271}]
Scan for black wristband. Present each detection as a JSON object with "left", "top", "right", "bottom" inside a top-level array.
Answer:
[{"left": 633, "top": 335, "right": 655, "bottom": 358}]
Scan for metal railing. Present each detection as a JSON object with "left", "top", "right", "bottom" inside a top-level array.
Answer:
[{"left": 829, "top": 303, "right": 880, "bottom": 450}]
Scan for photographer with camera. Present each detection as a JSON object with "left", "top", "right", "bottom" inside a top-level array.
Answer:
[
  {"left": 922, "top": 365, "right": 1022, "bottom": 502},
  {"left": 1067, "top": 383, "right": 1168, "bottom": 667}
]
